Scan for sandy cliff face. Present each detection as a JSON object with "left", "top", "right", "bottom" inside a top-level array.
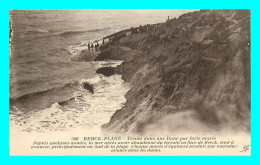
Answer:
[{"left": 102, "top": 10, "right": 251, "bottom": 135}]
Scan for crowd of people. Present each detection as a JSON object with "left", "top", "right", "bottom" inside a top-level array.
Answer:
[{"left": 88, "top": 42, "right": 100, "bottom": 52}]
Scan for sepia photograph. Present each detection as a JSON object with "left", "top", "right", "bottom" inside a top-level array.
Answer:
[{"left": 9, "top": 9, "right": 251, "bottom": 155}]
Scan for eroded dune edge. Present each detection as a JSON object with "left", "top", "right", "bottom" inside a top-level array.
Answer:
[{"left": 97, "top": 10, "right": 250, "bottom": 136}]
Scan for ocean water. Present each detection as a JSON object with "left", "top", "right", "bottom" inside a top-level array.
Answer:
[{"left": 9, "top": 10, "right": 194, "bottom": 134}]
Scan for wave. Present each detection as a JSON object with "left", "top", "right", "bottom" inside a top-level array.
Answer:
[
  {"left": 10, "top": 81, "right": 84, "bottom": 112},
  {"left": 55, "top": 27, "right": 111, "bottom": 37},
  {"left": 25, "top": 29, "right": 50, "bottom": 35},
  {"left": 27, "top": 16, "right": 38, "bottom": 19}
]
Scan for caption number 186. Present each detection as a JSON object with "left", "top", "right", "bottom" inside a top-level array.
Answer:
[{"left": 71, "top": 137, "right": 79, "bottom": 141}]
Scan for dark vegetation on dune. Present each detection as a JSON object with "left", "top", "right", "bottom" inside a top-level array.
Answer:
[
  {"left": 101, "top": 10, "right": 251, "bottom": 134},
  {"left": 96, "top": 67, "right": 116, "bottom": 77},
  {"left": 94, "top": 46, "right": 133, "bottom": 61}
]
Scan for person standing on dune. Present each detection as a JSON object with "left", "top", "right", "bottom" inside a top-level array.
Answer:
[
  {"left": 95, "top": 44, "right": 98, "bottom": 52},
  {"left": 88, "top": 43, "right": 90, "bottom": 51}
]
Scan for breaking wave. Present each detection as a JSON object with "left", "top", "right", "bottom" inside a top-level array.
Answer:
[
  {"left": 25, "top": 29, "right": 50, "bottom": 35},
  {"left": 10, "top": 81, "right": 83, "bottom": 112},
  {"left": 56, "top": 27, "right": 111, "bottom": 37}
]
